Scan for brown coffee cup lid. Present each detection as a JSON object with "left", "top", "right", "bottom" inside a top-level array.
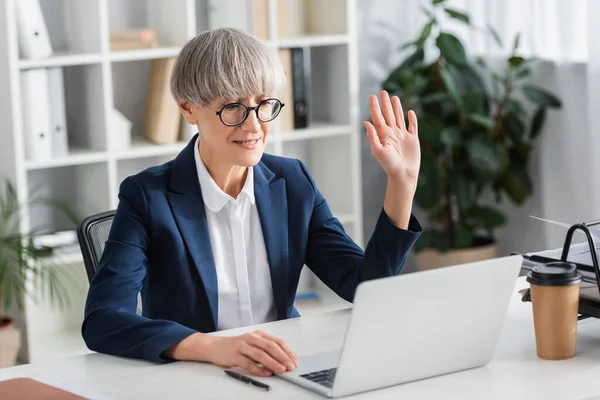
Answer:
[{"left": 526, "top": 262, "right": 582, "bottom": 286}]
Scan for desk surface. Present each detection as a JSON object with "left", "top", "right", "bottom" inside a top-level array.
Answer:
[{"left": 2, "top": 277, "right": 600, "bottom": 400}]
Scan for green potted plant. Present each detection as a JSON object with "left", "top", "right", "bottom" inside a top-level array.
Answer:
[
  {"left": 0, "top": 179, "right": 79, "bottom": 367},
  {"left": 382, "top": 0, "right": 562, "bottom": 270}
]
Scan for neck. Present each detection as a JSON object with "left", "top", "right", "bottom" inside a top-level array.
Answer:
[{"left": 199, "top": 142, "right": 247, "bottom": 199}]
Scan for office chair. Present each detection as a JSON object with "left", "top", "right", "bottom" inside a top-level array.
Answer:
[{"left": 77, "top": 210, "right": 142, "bottom": 315}]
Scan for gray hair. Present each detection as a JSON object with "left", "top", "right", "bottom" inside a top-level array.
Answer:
[{"left": 170, "top": 28, "right": 286, "bottom": 106}]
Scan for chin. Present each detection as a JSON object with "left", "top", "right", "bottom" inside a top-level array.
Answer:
[
  {"left": 230, "top": 140, "right": 265, "bottom": 166},
  {"left": 235, "top": 150, "right": 264, "bottom": 167}
]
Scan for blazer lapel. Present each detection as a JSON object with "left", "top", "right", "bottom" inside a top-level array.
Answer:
[
  {"left": 255, "top": 163, "right": 289, "bottom": 321},
  {"left": 167, "top": 136, "right": 219, "bottom": 328}
]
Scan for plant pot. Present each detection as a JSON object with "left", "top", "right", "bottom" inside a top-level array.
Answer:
[
  {"left": 0, "top": 317, "right": 21, "bottom": 368},
  {"left": 416, "top": 239, "right": 498, "bottom": 271}
]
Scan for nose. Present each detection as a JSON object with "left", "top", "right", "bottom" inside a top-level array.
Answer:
[{"left": 241, "top": 109, "right": 261, "bottom": 132}]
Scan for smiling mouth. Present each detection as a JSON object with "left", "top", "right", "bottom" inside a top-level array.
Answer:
[{"left": 233, "top": 139, "right": 260, "bottom": 145}]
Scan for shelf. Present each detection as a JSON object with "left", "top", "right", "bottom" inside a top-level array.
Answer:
[
  {"left": 115, "top": 137, "right": 188, "bottom": 160},
  {"left": 277, "top": 34, "right": 349, "bottom": 48},
  {"left": 25, "top": 149, "right": 108, "bottom": 170},
  {"left": 49, "top": 249, "right": 84, "bottom": 265},
  {"left": 19, "top": 52, "right": 104, "bottom": 69},
  {"left": 278, "top": 123, "right": 352, "bottom": 142},
  {"left": 109, "top": 47, "right": 182, "bottom": 62}
]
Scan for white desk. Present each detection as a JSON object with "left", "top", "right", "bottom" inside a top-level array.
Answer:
[{"left": 2, "top": 277, "right": 600, "bottom": 399}]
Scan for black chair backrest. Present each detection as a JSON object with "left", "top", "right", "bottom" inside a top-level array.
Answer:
[
  {"left": 77, "top": 210, "right": 116, "bottom": 284},
  {"left": 77, "top": 210, "right": 143, "bottom": 315}
]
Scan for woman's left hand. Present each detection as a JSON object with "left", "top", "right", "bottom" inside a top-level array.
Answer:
[{"left": 364, "top": 90, "right": 421, "bottom": 192}]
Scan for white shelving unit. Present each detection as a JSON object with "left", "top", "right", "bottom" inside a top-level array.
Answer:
[{"left": 0, "top": 0, "right": 361, "bottom": 364}]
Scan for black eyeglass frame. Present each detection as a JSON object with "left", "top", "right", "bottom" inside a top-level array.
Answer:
[{"left": 215, "top": 98, "right": 285, "bottom": 126}]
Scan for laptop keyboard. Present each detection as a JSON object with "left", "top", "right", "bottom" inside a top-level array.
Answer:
[{"left": 300, "top": 367, "right": 337, "bottom": 388}]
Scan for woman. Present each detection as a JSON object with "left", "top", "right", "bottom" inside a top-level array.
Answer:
[{"left": 82, "top": 28, "right": 422, "bottom": 377}]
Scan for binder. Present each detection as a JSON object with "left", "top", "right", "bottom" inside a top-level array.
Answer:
[
  {"left": 290, "top": 47, "right": 309, "bottom": 129},
  {"left": 21, "top": 69, "right": 52, "bottom": 161},
  {"left": 47, "top": 67, "right": 68, "bottom": 158},
  {"left": 251, "top": 0, "right": 269, "bottom": 40},
  {"left": 278, "top": 49, "right": 294, "bottom": 132},
  {"left": 15, "top": 0, "right": 53, "bottom": 59},
  {"left": 141, "top": 58, "right": 181, "bottom": 145},
  {"left": 518, "top": 221, "right": 600, "bottom": 320},
  {"left": 110, "top": 29, "right": 158, "bottom": 51}
]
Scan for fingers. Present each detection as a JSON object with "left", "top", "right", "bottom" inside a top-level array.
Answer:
[
  {"left": 256, "top": 331, "right": 298, "bottom": 365},
  {"left": 407, "top": 110, "right": 418, "bottom": 135},
  {"left": 237, "top": 354, "right": 273, "bottom": 377},
  {"left": 364, "top": 121, "right": 382, "bottom": 151},
  {"left": 392, "top": 95, "right": 407, "bottom": 131},
  {"left": 369, "top": 95, "right": 386, "bottom": 128},
  {"left": 379, "top": 90, "right": 396, "bottom": 128},
  {"left": 240, "top": 341, "right": 287, "bottom": 374},
  {"left": 246, "top": 332, "right": 296, "bottom": 371}
]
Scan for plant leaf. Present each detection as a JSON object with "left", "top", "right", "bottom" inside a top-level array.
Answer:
[
  {"left": 476, "top": 57, "right": 488, "bottom": 69},
  {"left": 414, "top": 229, "right": 438, "bottom": 252},
  {"left": 440, "top": 127, "right": 461, "bottom": 147},
  {"left": 530, "top": 107, "right": 547, "bottom": 139},
  {"left": 444, "top": 8, "right": 470, "bottom": 24},
  {"left": 509, "top": 56, "right": 525, "bottom": 67},
  {"left": 467, "top": 114, "right": 495, "bottom": 129},
  {"left": 418, "top": 117, "right": 443, "bottom": 148},
  {"left": 503, "top": 98, "right": 526, "bottom": 117},
  {"left": 467, "top": 136, "right": 508, "bottom": 180},
  {"left": 514, "top": 65, "right": 531, "bottom": 79},
  {"left": 420, "top": 92, "right": 451, "bottom": 105},
  {"left": 414, "top": 229, "right": 451, "bottom": 252},
  {"left": 488, "top": 25, "right": 503, "bottom": 48},
  {"left": 463, "top": 90, "right": 485, "bottom": 114},
  {"left": 513, "top": 33, "right": 521, "bottom": 51},
  {"left": 439, "top": 66, "right": 462, "bottom": 105},
  {"left": 415, "top": 154, "right": 443, "bottom": 210},
  {"left": 399, "top": 41, "right": 416, "bottom": 51},
  {"left": 454, "top": 225, "right": 474, "bottom": 248},
  {"left": 469, "top": 206, "right": 506, "bottom": 230},
  {"left": 417, "top": 20, "right": 436, "bottom": 47},
  {"left": 450, "top": 173, "right": 477, "bottom": 212},
  {"left": 432, "top": 0, "right": 447, "bottom": 5},
  {"left": 498, "top": 165, "right": 533, "bottom": 205},
  {"left": 522, "top": 85, "right": 562, "bottom": 108},
  {"left": 436, "top": 32, "right": 467, "bottom": 65},
  {"left": 505, "top": 111, "right": 526, "bottom": 139}
]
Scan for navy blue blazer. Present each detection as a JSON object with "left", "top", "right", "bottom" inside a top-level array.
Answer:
[{"left": 82, "top": 135, "right": 422, "bottom": 362}]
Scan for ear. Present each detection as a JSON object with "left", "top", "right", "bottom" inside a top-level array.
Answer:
[{"left": 178, "top": 101, "right": 199, "bottom": 125}]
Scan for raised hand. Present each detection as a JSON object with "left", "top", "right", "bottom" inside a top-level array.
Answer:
[{"left": 364, "top": 90, "right": 420, "bottom": 192}]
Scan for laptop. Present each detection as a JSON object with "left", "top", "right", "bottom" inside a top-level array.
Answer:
[{"left": 278, "top": 255, "right": 523, "bottom": 398}]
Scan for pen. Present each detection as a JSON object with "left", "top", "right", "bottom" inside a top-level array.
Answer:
[{"left": 224, "top": 370, "right": 271, "bottom": 391}]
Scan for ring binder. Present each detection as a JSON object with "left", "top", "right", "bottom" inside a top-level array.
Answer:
[{"left": 517, "top": 220, "right": 600, "bottom": 320}]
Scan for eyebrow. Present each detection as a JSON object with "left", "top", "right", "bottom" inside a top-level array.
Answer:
[{"left": 225, "top": 96, "right": 270, "bottom": 105}]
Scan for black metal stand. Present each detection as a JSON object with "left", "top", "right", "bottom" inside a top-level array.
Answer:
[
  {"left": 559, "top": 222, "right": 600, "bottom": 297},
  {"left": 521, "top": 220, "right": 600, "bottom": 320}
]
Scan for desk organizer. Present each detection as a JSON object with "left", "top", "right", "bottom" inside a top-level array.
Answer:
[{"left": 520, "top": 221, "right": 600, "bottom": 320}]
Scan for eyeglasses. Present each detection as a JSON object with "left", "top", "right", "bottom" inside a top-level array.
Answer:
[{"left": 215, "top": 98, "right": 284, "bottom": 126}]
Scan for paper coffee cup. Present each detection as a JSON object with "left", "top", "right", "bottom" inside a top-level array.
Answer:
[{"left": 526, "top": 262, "right": 582, "bottom": 360}]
